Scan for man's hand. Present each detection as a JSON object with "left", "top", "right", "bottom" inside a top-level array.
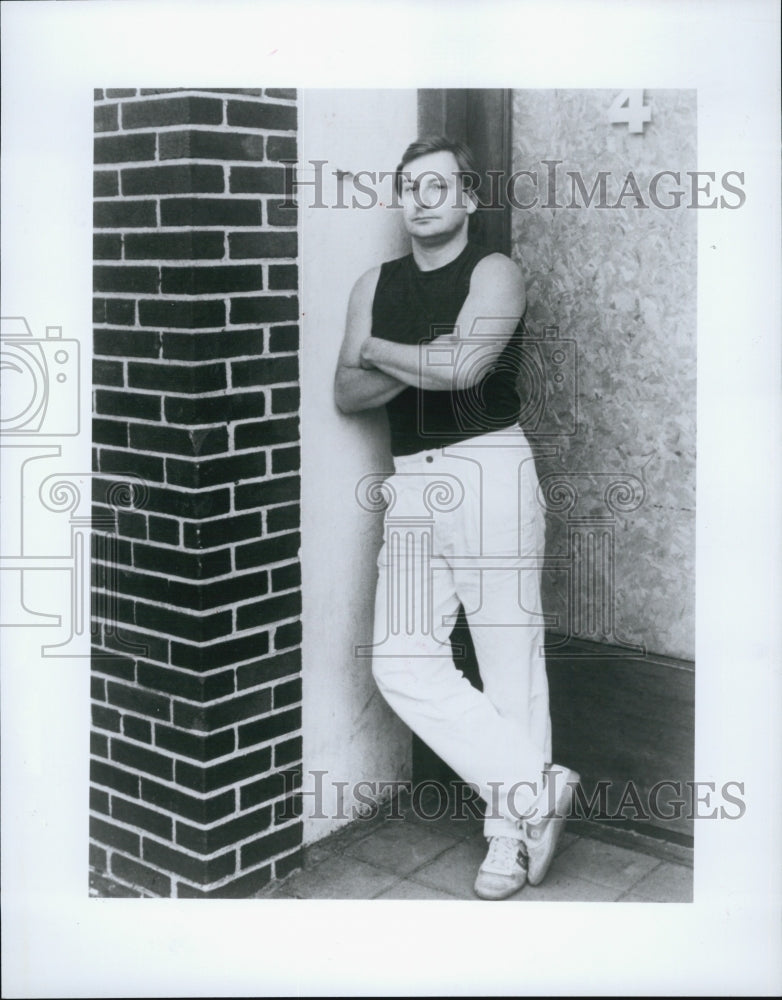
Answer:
[{"left": 359, "top": 338, "right": 378, "bottom": 371}]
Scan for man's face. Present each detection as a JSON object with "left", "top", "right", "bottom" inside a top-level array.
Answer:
[{"left": 399, "top": 150, "right": 476, "bottom": 242}]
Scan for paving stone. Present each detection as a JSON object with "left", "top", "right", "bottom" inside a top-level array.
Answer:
[
  {"left": 551, "top": 833, "right": 662, "bottom": 891},
  {"left": 303, "top": 820, "right": 379, "bottom": 866},
  {"left": 556, "top": 831, "right": 579, "bottom": 856},
  {"left": 344, "top": 821, "right": 457, "bottom": 876},
  {"left": 627, "top": 861, "right": 693, "bottom": 902},
  {"left": 513, "top": 867, "right": 624, "bottom": 903},
  {"left": 260, "top": 818, "right": 691, "bottom": 903},
  {"left": 408, "top": 837, "right": 488, "bottom": 898},
  {"left": 375, "top": 879, "right": 462, "bottom": 900},
  {"left": 265, "top": 854, "right": 398, "bottom": 899}
]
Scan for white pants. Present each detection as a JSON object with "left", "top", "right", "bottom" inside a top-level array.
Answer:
[{"left": 370, "top": 426, "right": 552, "bottom": 840}]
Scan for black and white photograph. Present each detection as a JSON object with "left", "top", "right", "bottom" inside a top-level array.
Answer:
[{"left": 2, "top": 1, "right": 780, "bottom": 997}]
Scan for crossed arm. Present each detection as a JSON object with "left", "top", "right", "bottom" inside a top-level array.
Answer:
[{"left": 333, "top": 253, "right": 526, "bottom": 414}]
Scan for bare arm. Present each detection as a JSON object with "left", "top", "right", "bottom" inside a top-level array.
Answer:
[
  {"left": 360, "top": 253, "right": 526, "bottom": 391},
  {"left": 334, "top": 267, "right": 408, "bottom": 414}
]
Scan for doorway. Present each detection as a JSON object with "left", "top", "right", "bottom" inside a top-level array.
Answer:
[{"left": 411, "top": 87, "right": 695, "bottom": 847}]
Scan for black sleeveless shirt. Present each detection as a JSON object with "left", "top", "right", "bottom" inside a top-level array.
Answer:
[{"left": 371, "top": 242, "right": 524, "bottom": 456}]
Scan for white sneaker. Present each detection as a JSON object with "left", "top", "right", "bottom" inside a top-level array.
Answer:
[
  {"left": 474, "top": 836, "right": 528, "bottom": 900},
  {"left": 523, "top": 765, "right": 580, "bottom": 886}
]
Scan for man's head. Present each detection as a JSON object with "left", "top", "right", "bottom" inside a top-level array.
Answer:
[
  {"left": 395, "top": 136, "right": 481, "bottom": 242},
  {"left": 394, "top": 136, "right": 480, "bottom": 197}
]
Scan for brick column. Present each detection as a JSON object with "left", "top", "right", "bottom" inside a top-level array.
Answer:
[{"left": 90, "top": 88, "right": 302, "bottom": 897}]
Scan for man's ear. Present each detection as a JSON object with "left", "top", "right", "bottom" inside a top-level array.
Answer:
[{"left": 460, "top": 169, "right": 481, "bottom": 215}]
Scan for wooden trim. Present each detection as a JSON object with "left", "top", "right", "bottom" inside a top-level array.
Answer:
[{"left": 416, "top": 88, "right": 512, "bottom": 254}]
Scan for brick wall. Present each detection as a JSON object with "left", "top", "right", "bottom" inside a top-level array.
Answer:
[{"left": 90, "top": 88, "right": 302, "bottom": 898}]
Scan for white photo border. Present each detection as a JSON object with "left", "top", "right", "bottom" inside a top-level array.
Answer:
[{"left": 2, "top": 0, "right": 780, "bottom": 996}]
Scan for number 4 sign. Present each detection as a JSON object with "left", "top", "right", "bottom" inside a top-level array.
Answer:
[{"left": 609, "top": 90, "right": 652, "bottom": 133}]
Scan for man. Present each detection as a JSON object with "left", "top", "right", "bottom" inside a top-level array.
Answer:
[{"left": 334, "top": 136, "right": 579, "bottom": 900}]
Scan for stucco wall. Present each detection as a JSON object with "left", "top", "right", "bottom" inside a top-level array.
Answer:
[
  {"left": 510, "top": 90, "right": 697, "bottom": 660},
  {"left": 300, "top": 90, "right": 417, "bottom": 843}
]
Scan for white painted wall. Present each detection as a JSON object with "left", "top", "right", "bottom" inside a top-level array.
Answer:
[{"left": 299, "top": 90, "right": 417, "bottom": 843}]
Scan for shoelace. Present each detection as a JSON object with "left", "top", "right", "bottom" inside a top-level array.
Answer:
[{"left": 485, "top": 836, "right": 527, "bottom": 871}]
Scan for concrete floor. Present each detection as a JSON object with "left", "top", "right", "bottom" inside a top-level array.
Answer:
[{"left": 257, "top": 792, "right": 693, "bottom": 903}]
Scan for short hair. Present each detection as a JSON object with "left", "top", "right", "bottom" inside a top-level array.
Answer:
[{"left": 394, "top": 135, "right": 481, "bottom": 196}]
